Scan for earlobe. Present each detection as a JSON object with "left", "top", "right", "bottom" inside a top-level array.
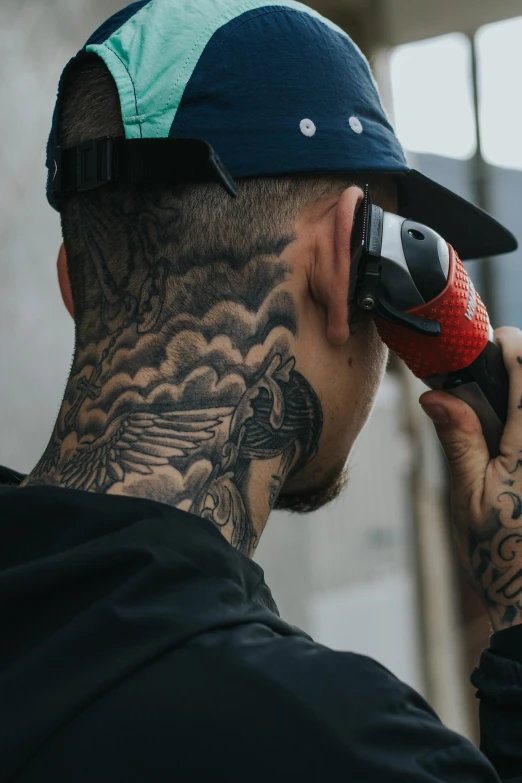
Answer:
[{"left": 57, "top": 243, "right": 74, "bottom": 318}]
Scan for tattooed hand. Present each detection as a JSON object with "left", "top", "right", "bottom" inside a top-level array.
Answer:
[{"left": 420, "top": 327, "right": 522, "bottom": 632}]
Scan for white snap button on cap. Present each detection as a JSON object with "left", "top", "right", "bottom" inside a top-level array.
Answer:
[
  {"left": 349, "top": 116, "right": 363, "bottom": 134},
  {"left": 299, "top": 118, "right": 316, "bottom": 137}
]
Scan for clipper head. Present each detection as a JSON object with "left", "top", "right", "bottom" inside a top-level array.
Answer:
[
  {"left": 352, "top": 185, "right": 370, "bottom": 258},
  {"left": 348, "top": 185, "right": 372, "bottom": 305}
]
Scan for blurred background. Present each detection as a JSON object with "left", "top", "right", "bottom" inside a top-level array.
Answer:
[{"left": 1, "top": 0, "right": 521, "bottom": 743}]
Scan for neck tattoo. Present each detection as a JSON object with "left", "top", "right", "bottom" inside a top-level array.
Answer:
[{"left": 28, "top": 236, "right": 323, "bottom": 555}]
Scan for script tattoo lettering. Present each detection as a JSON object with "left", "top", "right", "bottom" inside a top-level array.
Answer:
[
  {"left": 468, "top": 504, "right": 522, "bottom": 625},
  {"left": 28, "top": 204, "right": 322, "bottom": 555},
  {"left": 465, "top": 354, "right": 522, "bottom": 625}
]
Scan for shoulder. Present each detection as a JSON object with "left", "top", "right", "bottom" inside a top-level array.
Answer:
[
  {"left": 180, "top": 628, "right": 495, "bottom": 781},
  {"left": 184, "top": 624, "right": 439, "bottom": 740},
  {"left": 221, "top": 630, "right": 435, "bottom": 723},
  {"left": 26, "top": 627, "right": 496, "bottom": 782},
  {"left": 0, "top": 465, "right": 25, "bottom": 485}
]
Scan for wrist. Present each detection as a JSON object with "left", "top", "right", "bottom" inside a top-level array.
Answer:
[{"left": 487, "top": 605, "right": 522, "bottom": 634}]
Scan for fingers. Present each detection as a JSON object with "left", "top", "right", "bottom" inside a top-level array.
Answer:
[
  {"left": 418, "top": 326, "right": 522, "bottom": 503},
  {"left": 419, "top": 389, "right": 489, "bottom": 498},
  {"left": 494, "top": 327, "right": 522, "bottom": 455}
]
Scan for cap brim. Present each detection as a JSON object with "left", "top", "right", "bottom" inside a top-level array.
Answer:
[{"left": 397, "top": 169, "right": 518, "bottom": 260}]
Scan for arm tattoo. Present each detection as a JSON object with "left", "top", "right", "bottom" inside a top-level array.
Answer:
[
  {"left": 469, "top": 506, "right": 522, "bottom": 625},
  {"left": 463, "top": 358, "right": 522, "bottom": 625},
  {"left": 28, "top": 220, "right": 322, "bottom": 556}
]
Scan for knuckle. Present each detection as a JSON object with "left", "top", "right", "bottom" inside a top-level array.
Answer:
[
  {"left": 495, "top": 327, "right": 522, "bottom": 363},
  {"left": 494, "top": 325, "right": 522, "bottom": 340}
]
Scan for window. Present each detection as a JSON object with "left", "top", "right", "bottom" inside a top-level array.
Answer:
[
  {"left": 476, "top": 16, "right": 522, "bottom": 170},
  {"left": 389, "top": 33, "right": 476, "bottom": 160}
]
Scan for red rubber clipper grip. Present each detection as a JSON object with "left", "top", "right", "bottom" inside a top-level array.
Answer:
[{"left": 375, "top": 248, "right": 491, "bottom": 378}]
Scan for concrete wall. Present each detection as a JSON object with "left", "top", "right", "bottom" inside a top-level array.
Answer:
[{"left": 0, "top": 0, "right": 123, "bottom": 472}]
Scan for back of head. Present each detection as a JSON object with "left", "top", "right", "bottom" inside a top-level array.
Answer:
[
  {"left": 59, "top": 54, "right": 384, "bottom": 345},
  {"left": 31, "top": 22, "right": 396, "bottom": 551},
  {"left": 26, "top": 0, "right": 515, "bottom": 557}
]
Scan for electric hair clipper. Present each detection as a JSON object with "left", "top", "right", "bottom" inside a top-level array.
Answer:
[{"left": 350, "top": 187, "right": 509, "bottom": 457}]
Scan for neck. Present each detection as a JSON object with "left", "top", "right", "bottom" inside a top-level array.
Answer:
[{"left": 25, "top": 245, "right": 322, "bottom": 557}]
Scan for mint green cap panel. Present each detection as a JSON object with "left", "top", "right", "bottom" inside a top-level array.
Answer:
[{"left": 86, "top": 0, "right": 370, "bottom": 140}]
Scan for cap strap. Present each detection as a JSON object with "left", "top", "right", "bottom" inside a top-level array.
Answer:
[{"left": 52, "top": 136, "right": 238, "bottom": 198}]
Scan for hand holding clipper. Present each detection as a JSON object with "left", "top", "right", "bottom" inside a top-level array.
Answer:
[{"left": 351, "top": 188, "right": 509, "bottom": 456}]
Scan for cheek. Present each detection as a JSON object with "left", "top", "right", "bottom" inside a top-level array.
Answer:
[
  {"left": 282, "top": 320, "right": 387, "bottom": 494},
  {"left": 354, "top": 318, "right": 389, "bottom": 404}
]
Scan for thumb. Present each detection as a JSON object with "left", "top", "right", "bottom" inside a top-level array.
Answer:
[{"left": 419, "top": 390, "right": 490, "bottom": 494}]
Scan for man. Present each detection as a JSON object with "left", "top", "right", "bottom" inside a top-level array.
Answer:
[{"left": 1, "top": 0, "right": 522, "bottom": 780}]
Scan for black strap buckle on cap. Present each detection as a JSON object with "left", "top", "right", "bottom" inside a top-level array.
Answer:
[{"left": 52, "top": 136, "right": 238, "bottom": 199}]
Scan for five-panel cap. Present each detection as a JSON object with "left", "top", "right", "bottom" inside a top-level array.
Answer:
[{"left": 47, "top": 0, "right": 518, "bottom": 260}]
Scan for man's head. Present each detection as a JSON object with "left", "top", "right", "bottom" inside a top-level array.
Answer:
[
  {"left": 55, "top": 51, "right": 396, "bottom": 519},
  {"left": 34, "top": 0, "right": 512, "bottom": 553}
]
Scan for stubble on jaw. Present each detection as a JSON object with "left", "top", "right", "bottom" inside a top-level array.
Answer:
[
  {"left": 274, "top": 320, "right": 388, "bottom": 515},
  {"left": 274, "top": 460, "right": 349, "bottom": 513}
]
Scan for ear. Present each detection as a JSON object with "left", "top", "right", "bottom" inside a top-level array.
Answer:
[
  {"left": 57, "top": 243, "right": 74, "bottom": 318},
  {"left": 311, "top": 186, "right": 365, "bottom": 345}
]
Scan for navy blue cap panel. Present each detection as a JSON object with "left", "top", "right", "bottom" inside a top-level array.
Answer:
[
  {"left": 170, "top": 7, "right": 409, "bottom": 178},
  {"left": 85, "top": 0, "right": 153, "bottom": 47}
]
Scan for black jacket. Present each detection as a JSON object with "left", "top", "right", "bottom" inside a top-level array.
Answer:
[{"left": 1, "top": 476, "right": 521, "bottom": 782}]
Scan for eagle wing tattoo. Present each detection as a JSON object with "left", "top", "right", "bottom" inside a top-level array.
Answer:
[{"left": 60, "top": 408, "right": 233, "bottom": 492}]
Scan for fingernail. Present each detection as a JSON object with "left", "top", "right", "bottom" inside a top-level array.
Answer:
[{"left": 421, "top": 404, "right": 449, "bottom": 425}]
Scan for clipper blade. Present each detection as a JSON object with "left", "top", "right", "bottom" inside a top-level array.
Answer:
[
  {"left": 348, "top": 184, "right": 371, "bottom": 305},
  {"left": 361, "top": 184, "right": 370, "bottom": 251}
]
